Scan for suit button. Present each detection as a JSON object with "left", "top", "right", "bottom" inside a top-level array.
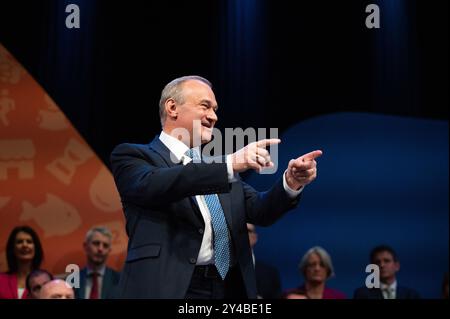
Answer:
[
  {"left": 189, "top": 258, "right": 197, "bottom": 264},
  {"left": 198, "top": 228, "right": 204, "bottom": 235}
]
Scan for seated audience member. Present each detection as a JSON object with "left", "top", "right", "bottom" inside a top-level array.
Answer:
[
  {"left": 74, "top": 226, "right": 121, "bottom": 299},
  {"left": 26, "top": 269, "right": 54, "bottom": 299},
  {"left": 354, "top": 245, "right": 420, "bottom": 299},
  {"left": 39, "top": 279, "right": 75, "bottom": 299},
  {"left": 247, "top": 223, "right": 282, "bottom": 299},
  {"left": 284, "top": 246, "right": 346, "bottom": 299},
  {"left": 0, "top": 226, "right": 44, "bottom": 299}
]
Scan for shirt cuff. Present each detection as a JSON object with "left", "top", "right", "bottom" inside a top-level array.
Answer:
[
  {"left": 226, "top": 154, "right": 238, "bottom": 183},
  {"left": 283, "top": 170, "right": 304, "bottom": 198}
]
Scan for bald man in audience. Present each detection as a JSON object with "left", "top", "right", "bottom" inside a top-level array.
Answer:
[{"left": 39, "top": 279, "right": 75, "bottom": 299}]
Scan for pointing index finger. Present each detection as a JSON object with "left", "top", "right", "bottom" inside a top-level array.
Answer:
[
  {"left": 256, "top": 139, "right": 281, "bottom": 147},
  {"left": 301, "top": 150, "right": 323, "bottom": 161}
]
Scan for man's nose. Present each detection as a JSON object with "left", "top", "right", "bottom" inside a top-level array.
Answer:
[{"left": 207, "top": 109, "right": 218, "bottom": 122}]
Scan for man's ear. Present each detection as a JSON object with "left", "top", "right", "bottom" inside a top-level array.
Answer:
[
  {"left": 395, "top": 261, "right": 400, "bottom": 272},
  {"left": 165, "top": 98, "right": 178, "bottom": 120}
]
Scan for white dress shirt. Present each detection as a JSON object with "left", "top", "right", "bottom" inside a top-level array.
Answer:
[
  {"left": 380, "top": 280, "right": 397, "bottom": 299},
  {"left": 159, "top": 131, "right": 302, "bottom": 265},
  {"left": 84, "top": 265, "right": 105, "bottom": 299},
  {"left": 17, "top": 288, "right": 25, "bottom": 299}
]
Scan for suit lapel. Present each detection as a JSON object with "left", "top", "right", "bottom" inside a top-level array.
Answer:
[
  {"left": 148, "top": 136, "right": 179, "bottom": 168},
  {"left": 149, "top": 136, "right": 233, "bottom": 230},
  {"left": 101, "top": 268, "right": 110, "bottom": 299},
  {"left": 149, "top": 136, "right": 204, "bottom": 226},
  {"left": 78, "top": 268, "right": 87, "bottom": 299},
  {"left": 218, "top": 192, "right": 233, "bottom": 232}
]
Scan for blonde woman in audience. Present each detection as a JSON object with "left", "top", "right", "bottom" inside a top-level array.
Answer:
[{"left": 284, "top": 246, "right": 346, "bottom": 299}]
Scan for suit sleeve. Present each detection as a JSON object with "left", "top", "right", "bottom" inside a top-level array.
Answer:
[
  {"left": 242, "top": 176, "right": 301, "bottom": 226},
  {"left": 110, "top": 143, "right": 230, "bottom": 207}
]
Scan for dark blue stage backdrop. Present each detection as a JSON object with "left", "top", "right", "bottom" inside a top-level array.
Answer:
[{"left": 246, "top": 112, "right": 449, "bottom": 298}]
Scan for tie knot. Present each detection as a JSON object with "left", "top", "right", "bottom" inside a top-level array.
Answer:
[
  {"left": 383, "top": 287, "right": 394, "bottom": 299},
  {"left": 185, "top": 148, "right": 200, "bottom": 161}
]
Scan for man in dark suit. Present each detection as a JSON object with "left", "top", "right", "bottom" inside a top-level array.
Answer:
[
  {"left": 354, "top": 245, "right": 420, "bottom": 299},
  {"left": 110, "top": 75, "right": 322, "bottom": 299},
  {"left": 74, "top": 227, "right": 121, "bottom": 299},
  {"left": 247, "top": 223, "right": 282, "bottom": 299}
]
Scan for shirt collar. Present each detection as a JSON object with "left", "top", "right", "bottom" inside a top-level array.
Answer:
[
  {"left": 381, "top": 280, "right": 397, "bottom": 291},
  {"left": 159, "top": 131, "right": 200, "bottom": 163},
  {"left": 87, "top": 265, "right": 106, "bottom": 276}
]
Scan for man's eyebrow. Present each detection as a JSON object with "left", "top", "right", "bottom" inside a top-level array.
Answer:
[
  {"left": 200, "top": 99, "right": 219, "bottom": 111},
  {"left": 200, "top": 99, "right": 212, "bottom": 105}
]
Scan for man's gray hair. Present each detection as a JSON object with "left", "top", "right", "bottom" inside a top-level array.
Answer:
[
  {"left": 298, "top": 246, "right": 335, "bottom": 279},
  {"left": 158, "top": 75, "right": 212, "bottom": 127},
  {"left": 85, "top": 226, "right": 112, "bottom": 243}
]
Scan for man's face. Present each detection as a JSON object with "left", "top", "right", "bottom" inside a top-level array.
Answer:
[
  {"left": 29, "top": 273, "right": 52, "bottom": 299},
  {"left": 304, "top": 253, "right": 328, "bottom": 284},
  {"left": 84, "top": 232, "right": 111, "bottom": 266},
  {"left": 175, "top": 80, "right": 218, "bottom": 146},
  {"left": 372, "top": 251, "right": 400, "bottom": 283}
]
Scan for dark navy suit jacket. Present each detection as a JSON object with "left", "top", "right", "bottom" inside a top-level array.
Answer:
[
  {"left": 353, "top": 285, "right": 421, "bottom": 299},
  {"left": 110, "top": 137, "right": 300, "bottom": 298},
  {"left": 255, "top": 260, "right": 282, "bottom": 299},
  {"left": 74, "top": 267, "right": 121, "bottom": 299}
]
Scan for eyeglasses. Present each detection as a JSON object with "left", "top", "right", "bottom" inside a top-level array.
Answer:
[{"left": 306, "top": 261, "right": 326, "bottom": 269}]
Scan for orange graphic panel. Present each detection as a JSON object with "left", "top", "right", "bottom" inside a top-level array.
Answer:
[{"left": 0, "top": 43, "right": 126, "bottom": 275}]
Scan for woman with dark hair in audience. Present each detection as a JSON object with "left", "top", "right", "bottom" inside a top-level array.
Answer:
[{"left": 0, "top": 226, "right": 44, "bottom": 299}]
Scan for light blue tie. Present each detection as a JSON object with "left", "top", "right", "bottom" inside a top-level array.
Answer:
[{"left": 186, "top": 148, "right": 230, "bottom": 279}]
